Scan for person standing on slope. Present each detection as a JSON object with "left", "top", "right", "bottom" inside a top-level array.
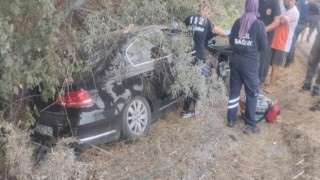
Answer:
[
  {"left": 263, "top": 0, "right": 300, "bottom": 94},
  {"left": 258, "top": 0, "right": 281, "bottom": 87},
  {"left": 227, "top": 0, "right": 267, "bottom": 134}
]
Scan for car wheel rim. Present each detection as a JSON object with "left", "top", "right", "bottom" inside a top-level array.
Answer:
[{"left": 127, "top": 100, "right": 148, "bottom": 135}]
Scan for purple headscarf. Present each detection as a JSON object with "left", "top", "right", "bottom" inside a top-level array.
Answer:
[{"left": 238, "top": 0, "right": 260, "bottom": 38}]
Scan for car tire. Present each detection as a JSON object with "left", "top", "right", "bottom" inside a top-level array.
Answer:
[{"left": 121, "top": 96, "right": 152, "bottom": 139}]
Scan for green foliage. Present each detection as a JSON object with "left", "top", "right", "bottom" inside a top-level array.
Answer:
[
  {"left": 0, "top": 0, "right": 240, "bottom": 178},
  {"left": 20, "top": 106, "right": 36, "bottom": 130},
  {"left": 169, "top": 45, "right": 228, "bottom": 107},
  {"left": 0, "top": 0, "right": 240, "bottom": 125},
  {"left": 89, "top": 0, "right": 240, "bottom": 28},
  {"left": 121, "top": 0, "right": 169, "bottom": 25},
  {"left": 210, "top": 0, "right": 240, "bottom": 28},
  {"left": 0, "top": 0, "right": 79, "bottom": 125},
  {"left": 165, "top": 0, "right": 196, "bottom": 21}
]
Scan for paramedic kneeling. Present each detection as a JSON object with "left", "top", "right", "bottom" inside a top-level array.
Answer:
[{"left": 227, "top": 0, "right": 267, "bottom": 134}]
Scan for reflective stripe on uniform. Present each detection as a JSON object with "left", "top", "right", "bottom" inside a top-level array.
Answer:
[
  {"left": 228, "top": 97, "right": 240, "bottom": 104},
  {"left": 228, "top": 103, "right": 239, "bottom": 109}
]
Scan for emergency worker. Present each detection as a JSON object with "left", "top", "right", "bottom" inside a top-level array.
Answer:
[
  {"left": 227, "top": 0, "right": 267, "bottom": 134},
  {"left": 182, "top": 1, "right": 226, "bottom": 118}
]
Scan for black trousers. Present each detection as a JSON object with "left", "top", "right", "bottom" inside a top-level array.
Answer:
[
  {"left": 259, "top": 37, "right": 272, "bottom": 83},
  {"left": 303, "top": 33, "right": 320, "bottom": 93},
  {"left": 183, "top": 92, "right": 198, "bottom": 112},
  {"left": 227, "top": 62, "right": 259, "bottom": 127},
  {"left": 183, "top": 58, "right": 207, "bottom": 112},
  {"left": 286, "top": 24, "right": 304, "bottom": 67}
]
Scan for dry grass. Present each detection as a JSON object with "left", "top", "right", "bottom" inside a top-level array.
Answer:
[
  {"left": 78, "top": 106, "right": 293, "bottom": 179},
  {"left": 0, "top": 121, "right": 93, "bottom": 180},
  {"left": 2, "top": 122, "right": 34, "bottom": 180},
  {"left": 35, "top": 138, "right": 93, "bottom": 180}
]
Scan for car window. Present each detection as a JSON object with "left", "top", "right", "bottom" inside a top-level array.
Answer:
[
  {"left": 162, "top": 32, "right": 181, "bottom": 57},
  {"left": 126, "top": 36, "right": 155, "bottom": 66},
  {"left": 126, "top": 31, "right": 173, "bottom": 67}
]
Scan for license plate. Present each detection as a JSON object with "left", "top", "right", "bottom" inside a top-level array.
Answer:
[{"left": 35, "top": 124, "right": 53, "bottom": 136}]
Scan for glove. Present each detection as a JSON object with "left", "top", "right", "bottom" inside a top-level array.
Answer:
[{"left": 224, "top": 29, "right": 231, "bottom": 36}]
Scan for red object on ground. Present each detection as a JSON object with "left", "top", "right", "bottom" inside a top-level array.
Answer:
[{"left": 265, "top": 103, "right": 281, "bottom": 123}]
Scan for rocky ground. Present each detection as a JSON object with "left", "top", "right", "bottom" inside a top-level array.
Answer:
[{"left": 80, "top": 30, "right": 320, "bottom": 180}]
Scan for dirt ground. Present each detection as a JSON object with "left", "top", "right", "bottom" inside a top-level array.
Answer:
[{"left": 80, "top": 32, "right": 320, "bottom": 179}]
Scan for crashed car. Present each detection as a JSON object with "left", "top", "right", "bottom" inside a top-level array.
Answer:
[{"left": 32, "top": 26, "right": 183, "bottom": 147}]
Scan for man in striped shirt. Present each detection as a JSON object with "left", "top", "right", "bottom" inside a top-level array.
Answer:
[{"left": 263, "top": 0, "right": 300, "bottom": 94}]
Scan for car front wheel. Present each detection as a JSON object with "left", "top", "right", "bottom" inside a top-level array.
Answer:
[{"left": 121, "top": 96, "right": 151, "bottom": 139}]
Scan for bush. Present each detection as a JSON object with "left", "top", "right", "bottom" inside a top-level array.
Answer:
[{"left": 0, "top": 0, "right": 239, "bottom": 179}]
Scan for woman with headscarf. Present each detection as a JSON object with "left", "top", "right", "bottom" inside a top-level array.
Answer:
[{"left": 227, "top": 0, "right": 267, "bottom": 134}]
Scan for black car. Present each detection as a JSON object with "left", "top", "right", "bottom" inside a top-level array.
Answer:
[{"left": 33, "top": 26, "right": 183, "bottom": 147}]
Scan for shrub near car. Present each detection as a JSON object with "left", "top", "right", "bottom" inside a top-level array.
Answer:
[{"left": 33, "top": 26, "right": 182, "bottom": 147}]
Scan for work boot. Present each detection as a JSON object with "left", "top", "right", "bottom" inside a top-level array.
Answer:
[
  {"left": 309, "top": 101, "right": 320, "bottom": 111},
  {"left": 243, "top": 125, "right": 260, "bottom": 134},
  {"left": 312, "top": 86, "right": 320, "bottom": 96},
  {"left": 312, "top": 90, "right": 320, "bottom": 97},
  {"left": 227, "top": 121, "right": 236, "bottom": 128},
  {"left": 300, "top": 83, "right": 311, "bottom": 92},
  {"left": 309, "top": 106, "right": 320, "bottom": 111},
  {"left": 181, "top": 110, "right": 195, "bottom": 119}
]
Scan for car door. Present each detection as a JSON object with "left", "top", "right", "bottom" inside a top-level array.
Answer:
[{"left": 124, "top": 30, "right": 177, "bottom": 112}]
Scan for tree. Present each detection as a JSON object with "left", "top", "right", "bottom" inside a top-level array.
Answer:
[
  {"left": 0, "top": 0, "right": 239, "bottom": 124},
  {"left": 0, "top": 0, "right": 239, "bottom": 178}
]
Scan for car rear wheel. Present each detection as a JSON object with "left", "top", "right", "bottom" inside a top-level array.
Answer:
[{"left": 122, "top": 96, "right": 151, "bottom": 139}]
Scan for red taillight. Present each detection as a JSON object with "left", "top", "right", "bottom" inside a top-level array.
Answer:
[{"left": 56, "top": 90, "right": 94, "bottom": 108}]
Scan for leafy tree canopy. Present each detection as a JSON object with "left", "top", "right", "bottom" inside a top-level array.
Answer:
[{"left": 0, "top": 0, "right": 239, "bottom": 125}]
